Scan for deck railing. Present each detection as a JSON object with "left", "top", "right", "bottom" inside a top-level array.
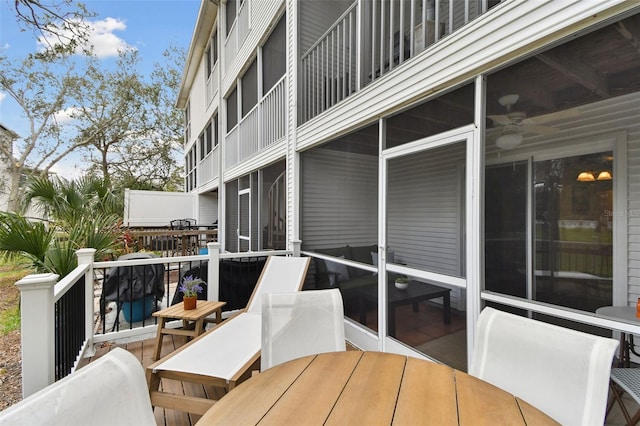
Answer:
[
  {"left": 301, "top": 0, "right": 493, "bottom": 123},
  {"left": 130, "top": 228, "right": 218, "bottom": 257},
  {"left": 225, "top": 76, "right": 287, "bottom": 168},
  {"left": 16, "top": 242, "right": 302, "bottom": 398},
  {"left": 301, "top": 3, "right": 357, "bottom": 123},
  {"left": 206, "top": 62, "right": 219, "bottom": 107},
  {"left": 198, "top": 145, "right": 219, "bottom": 186}
]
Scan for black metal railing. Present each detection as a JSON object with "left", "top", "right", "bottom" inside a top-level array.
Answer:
[
  {"left": 54, "top": 276, "right": 85, "bottom": 380},
  {"left": 93, "top": 255, "right": 269, "bottom": 334}
]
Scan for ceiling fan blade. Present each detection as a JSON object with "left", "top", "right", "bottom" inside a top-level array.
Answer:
[
  {"left": 523, "top": 125, "right": 559, "bottom": 135},
  {"left": 526, "top": 108, "right": 581, "bottom": 124},
  {"left": 488, "top": 114, "right": 513, "bottom": 125}
]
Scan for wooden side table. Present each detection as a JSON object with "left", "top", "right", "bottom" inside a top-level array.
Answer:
[{"left": 152, "top": 300, "right": 226, "bottom": 360}]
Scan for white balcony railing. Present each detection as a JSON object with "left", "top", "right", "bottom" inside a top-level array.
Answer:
[
  {"left": 17, "top": 243, "right": 301, "bottom": 398},
  {"left": 301, "top": 0, "right": 491, "bottom": 123},
  {"left": 198, "top": 145, "right": 219, "bottom": 185},
  {"left": 224, "top": 0, "right": 251, "bottom": 73},
  {"left": 301, "top": 3, "right": 357, "bottom": 123},
  {"left": 262, "top": 75, "right": 287, "bottom": 149},
  {"left": 225, "top": 124, "right": 239, "bottom": 167},
  {"left": 225, "top": 76, "right": 287, "bottom": 169}
]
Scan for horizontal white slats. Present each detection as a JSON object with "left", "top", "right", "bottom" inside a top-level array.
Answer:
[
  {"left": 301, "top": 148, "right": 378, "bottom": 249},
  {"left": 387, "top": 143, "right": 465, "bottom": 277}
]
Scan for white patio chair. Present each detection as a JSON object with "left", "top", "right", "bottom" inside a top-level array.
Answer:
[
  {"left": 261, "top": 288, "right": 346, "bottom": 371},
  {"left": 147, "top": 255, "right": 310, "bottom": 416},
  {"left": 0, "top": 348, "right": 155, "bottom": 426},
  {"left": 469, "top": 306, "right": 618, "bottom": 426}
]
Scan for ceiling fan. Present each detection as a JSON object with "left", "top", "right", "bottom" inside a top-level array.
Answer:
[{"left": 489, "top": 94, "right": 563, "bottom": 150}]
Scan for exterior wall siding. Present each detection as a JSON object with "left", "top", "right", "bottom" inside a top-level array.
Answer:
[{"left": 301, "top": 149, "right": 377, "bottom": 249}]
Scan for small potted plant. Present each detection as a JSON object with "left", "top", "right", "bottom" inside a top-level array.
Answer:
[
  {"left": 179, "top": 275, "right": 204, "bottom": 310},
  {"left": 394, "top": 276, "right": 410, "bottom": 290}
]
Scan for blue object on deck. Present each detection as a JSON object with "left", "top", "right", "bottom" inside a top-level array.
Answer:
[
  {"left": 199, "top": 248, "right": 208, "bottom": 255},
  {"left": 122, "top": 296, "right": 154, "bottom": 323}
]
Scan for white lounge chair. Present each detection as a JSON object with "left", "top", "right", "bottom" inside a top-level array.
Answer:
[
  {"left": 146, "top": 255, "right": 310, "bottom": 416},
  {"left": 261, "top": 288, "right": 346, "bottom": 371},
  {"left": 0, "top": 348, "right": 155, "bottom": 426},
  {"left": 469, "top": 306, "right": 618, "bottom": 425}
]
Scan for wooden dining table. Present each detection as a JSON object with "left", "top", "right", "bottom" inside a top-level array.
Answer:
[{"left": 196, "top": 351, "right": 559, "bottom": 425}]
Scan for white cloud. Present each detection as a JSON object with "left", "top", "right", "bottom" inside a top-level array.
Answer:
[
  {"left": 54, "top": 106, "right": 82, "bottom": 123},
  {"left": 38, "top": 17, "right": 135, "bottom": 58},
  {"left": 0, "top": 92, "right": 6, "bottom": 104}
]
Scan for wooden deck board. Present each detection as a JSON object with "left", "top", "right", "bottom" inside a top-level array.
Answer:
[{"left": 80, "top": 335, "right": 359, "bottom": 426}]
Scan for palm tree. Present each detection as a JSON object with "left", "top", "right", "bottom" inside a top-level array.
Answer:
[{"left": 0, "top": 176, "right": 121, "bottom": 277}]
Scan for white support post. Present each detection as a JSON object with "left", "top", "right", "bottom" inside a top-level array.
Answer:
[
  {"left": 292, "top": 239, "right": 302, "bottom": 257},
  {"left": 77, "top": 248, "right": 96, "bottom": 357},
  {"left": 16, "top": 273, "right": 59, "bottom": 398},
  {"left": 207, "top": 242, "right": 221, "bottom": 302}
]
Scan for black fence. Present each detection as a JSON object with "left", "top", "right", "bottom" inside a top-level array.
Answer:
[
  {"left": 94, "top": 255, "right": 269, "bottom": 334},
  {"left": 55, "top": 276, "right": 85, "bottom": 380}
]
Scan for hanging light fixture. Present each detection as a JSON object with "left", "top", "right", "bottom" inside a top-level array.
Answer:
[
  {"left": 576, "top": 172, "right": 595, "bottom": 182},
  {"left": 495, "top": 133, "right": 523, "bottom": 150},
  {"left": 597, "top": 170, "right": 612, "bottom": 181}
]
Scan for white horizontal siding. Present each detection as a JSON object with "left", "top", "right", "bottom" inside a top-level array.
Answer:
[
  {"left": 387, "top": 143, "right": 465, "bottom": 277},
  {"left": 301, "top": 148, "right": 378, "bottom": 249}
]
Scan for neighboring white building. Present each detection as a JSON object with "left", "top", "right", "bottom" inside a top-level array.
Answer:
[
  {"left": 178, "top": 0, "right": 640, "bottom": 362},
  {"left": 0, "top": 123, "right": 19, "bottom": 212}
]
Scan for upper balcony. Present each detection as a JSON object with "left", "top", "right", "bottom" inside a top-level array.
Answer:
[{"left": 299, "top": 0, "right": 500, "bottom": 124}]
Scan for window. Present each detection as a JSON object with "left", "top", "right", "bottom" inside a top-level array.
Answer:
[
  {"left": 241, "top": 59, "right": 258, "bottom": 117},
  {"left": 185, "top": 145, "right": 197, "bottom": 191},
  {"left": 227, "top": 87, "right": 238, "bottom": 131},
  {"left": 262, "top": 15, "right": 286, "bottom": 93},
  {"left": 485, "top": 152, "right": 614, "bottom": 314},
  {"left": 226, "top": 0, "right": 236, "bottom": 36},
  {"left": 205, "top": 121, "right": 213, "bottom": 153},
  {"left": 206, "top": 32, "right": 218, "bottom": 77}
]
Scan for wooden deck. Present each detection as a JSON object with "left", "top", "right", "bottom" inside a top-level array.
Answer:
[
  {"left": 80, "top": 335, "right": 226, "bottom": 426},
  {"left": 80, "top": 334, "right": 360, "bottom": 426},
  {"left": 79, "top": 332, "right": 638, "bottom": 426}
]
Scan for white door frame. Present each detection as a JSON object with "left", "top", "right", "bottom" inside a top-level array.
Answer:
[
  {"left": 238, "top": 187, "right": 251, "bottom": 251},
  {"left": 362, "top": 123, "right": 482, "bottom": 358}
]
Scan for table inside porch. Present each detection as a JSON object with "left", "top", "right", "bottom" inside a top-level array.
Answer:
[
  {"left": 196, "top": 351, "right": 559, "bottom": 425},
  {"left": 595, "top": 305, "right": 640, "bottom": 367},
  {"left": 358, "top": 280, "right": 451, "bottom": 336}
]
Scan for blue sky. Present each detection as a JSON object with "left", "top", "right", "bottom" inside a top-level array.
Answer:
[{"left": 0, "top": 0, "right": 201, "bottom": 178}]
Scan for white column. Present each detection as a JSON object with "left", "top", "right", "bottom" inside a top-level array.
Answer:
[
  {"left": 16, "top": 273, "right": 59, "bottom": 397},
  {"left": 207, "top": 242, "right": 221, "bottom": 302},
  {"left": 291, "top": 239, "right": 302, "bottom": 257},
  {"left": 77, "top": 248, "right": 96, "bottom": 357}
]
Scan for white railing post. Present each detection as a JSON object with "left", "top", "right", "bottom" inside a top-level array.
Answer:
[
  {"left": 292, "top": 239, "right": 302, "bottom": 257},
  {"left": 207, "top": 242, "right": 221, "bottom": 302},
  {"left": 16, "top": 273, "right": 59, "bottom": 398},
  {"left": 77, "top": 248, "right": 96, "bottom": 357}
]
